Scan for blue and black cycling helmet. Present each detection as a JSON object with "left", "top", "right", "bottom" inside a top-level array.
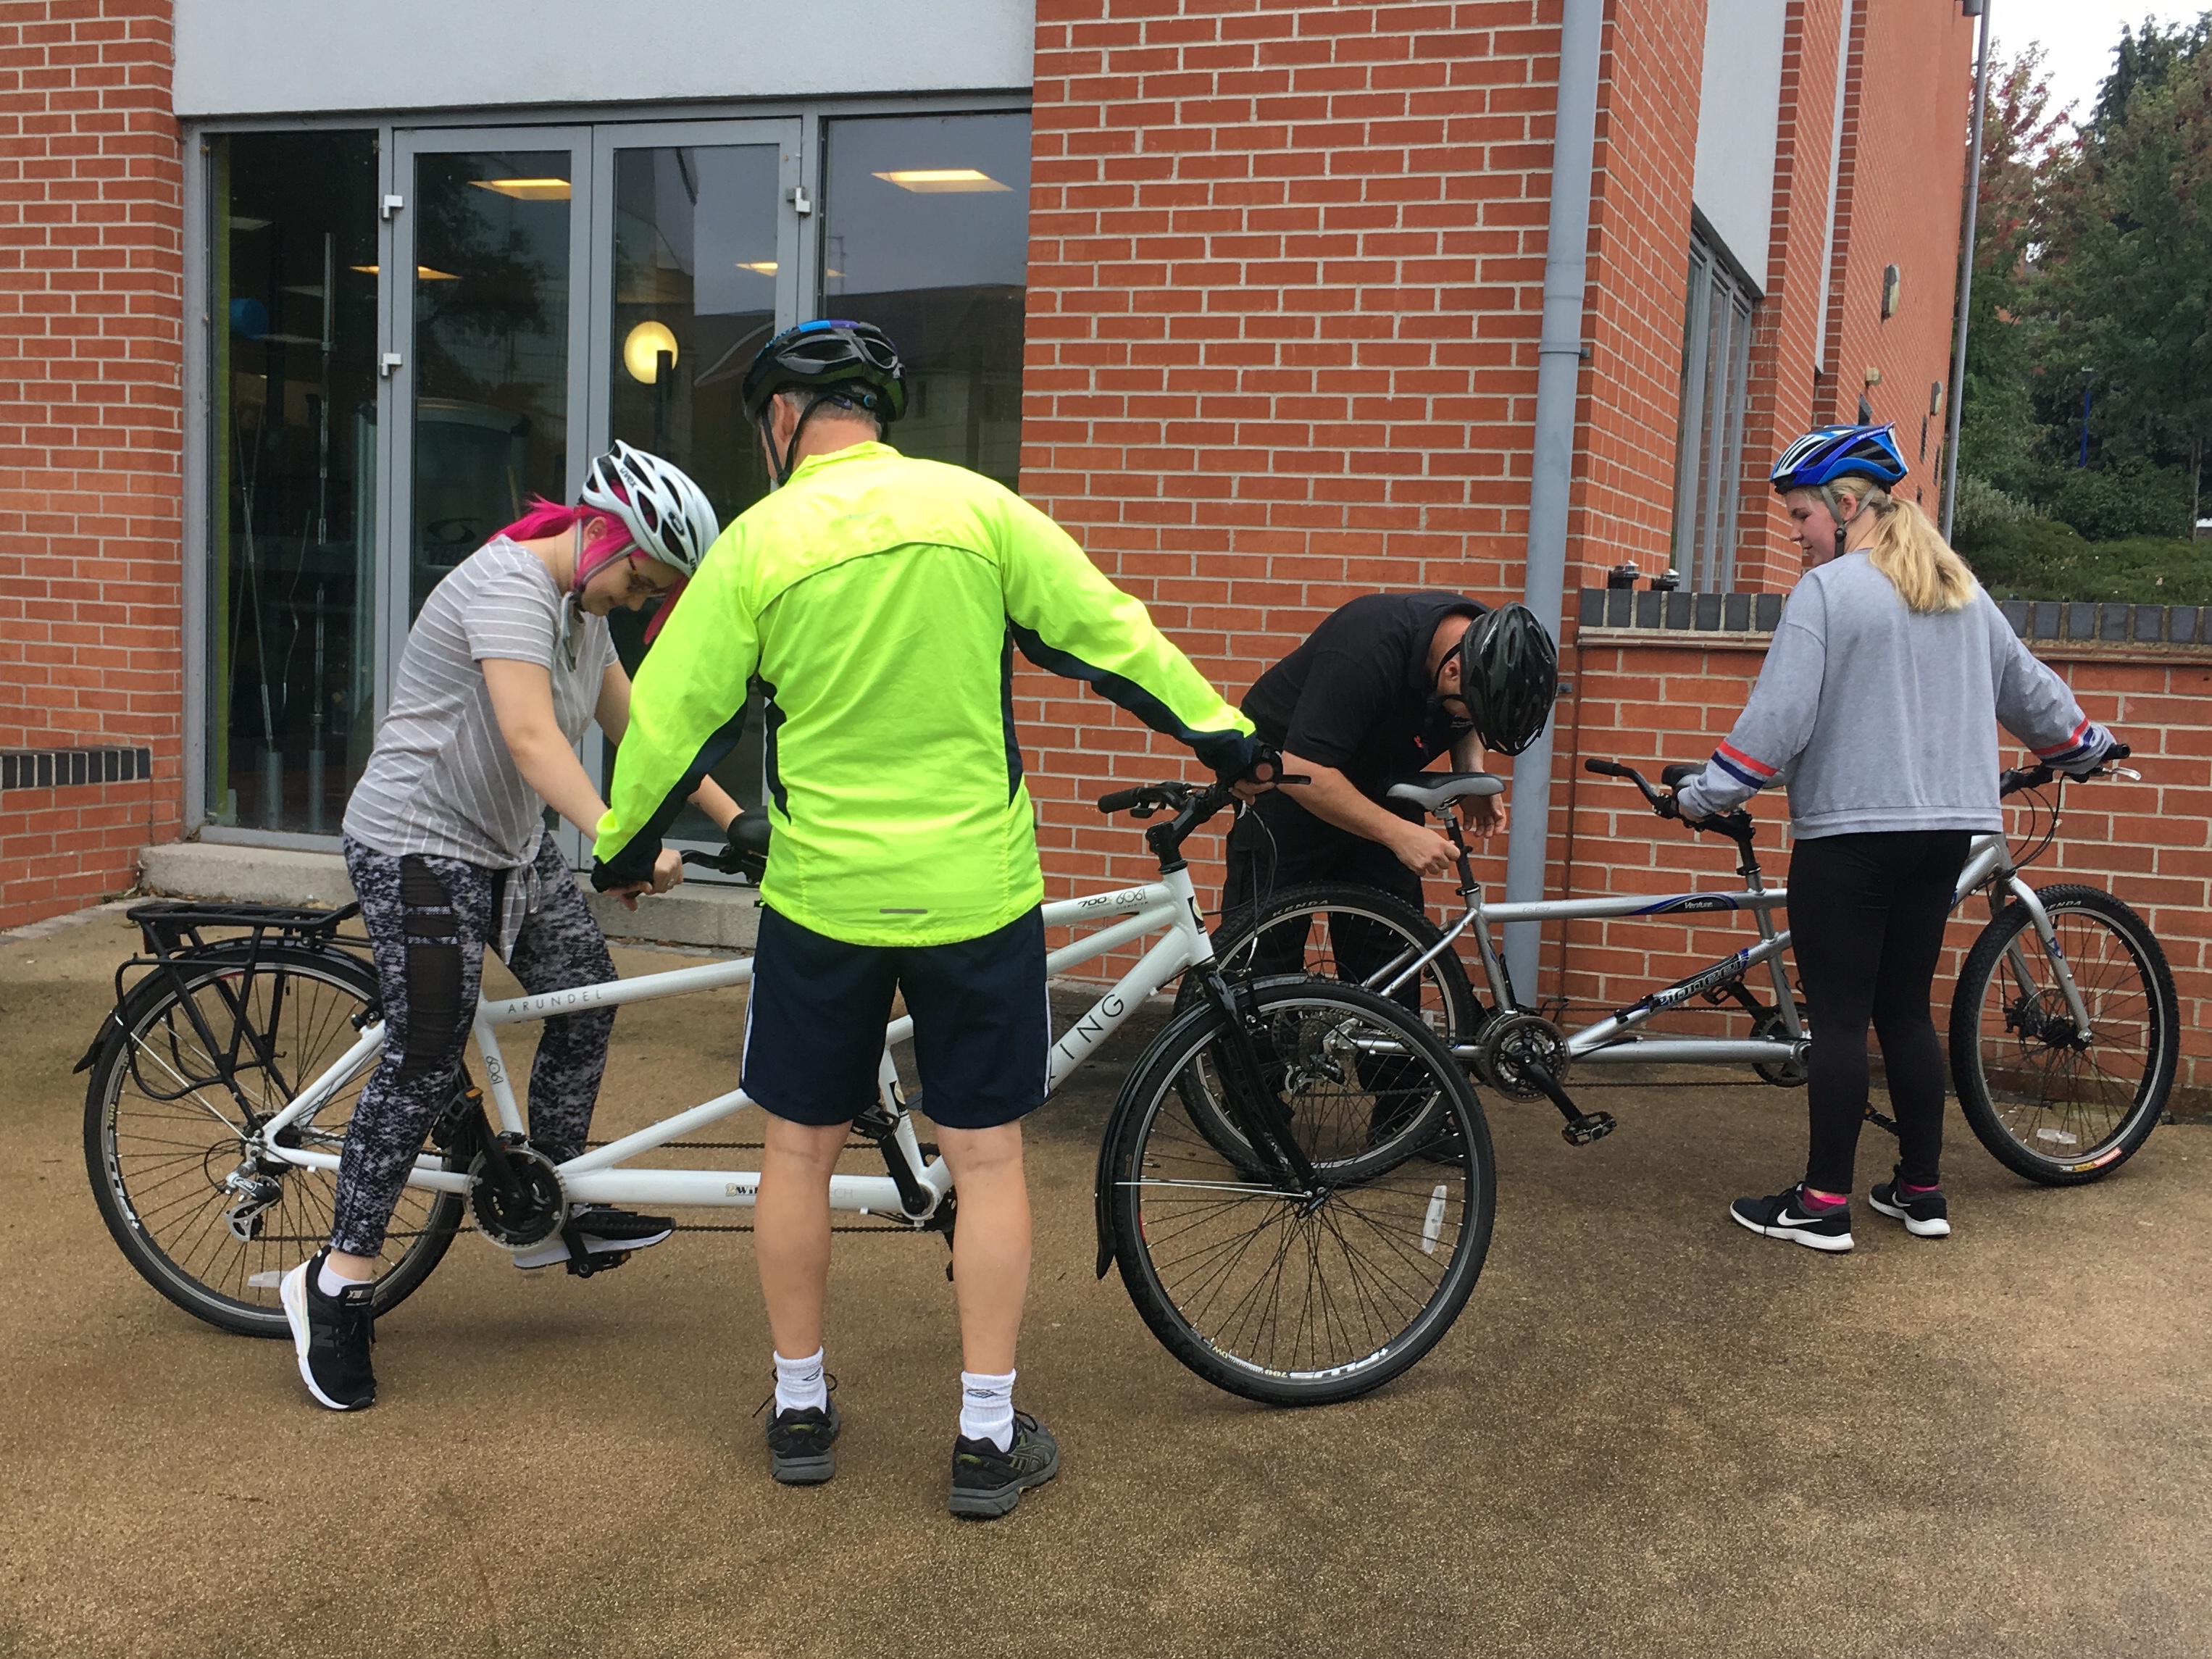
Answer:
[
  {"left": 1769, "top": 423, "right": 1908, "bottom": 493},
  {"left": 741, "top": 319, "right": 906, "bottom": 426}
]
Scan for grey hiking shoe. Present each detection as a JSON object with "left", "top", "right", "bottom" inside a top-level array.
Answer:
[{"left": 948, "top": 1411, "right": 1059, "bottom": 1519}]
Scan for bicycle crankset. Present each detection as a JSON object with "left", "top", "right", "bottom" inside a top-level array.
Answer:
[
  {"left": 1477, "top": 1012, "right": 1572, "bottom": 1101},
  {"left": 467, "top": 1138, "right": 566, "bottom": 1248}
]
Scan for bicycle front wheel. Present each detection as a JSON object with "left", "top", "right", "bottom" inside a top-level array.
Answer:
[
  {"left": 83, "top": 942, "right": 463, "bottom": 1337},
  {"left": 1103, "top": 979, "right": 1495, "bottom": 1405},
  {"left": 1950, "top": 885, "right": 2178, "bottom": 1185}
]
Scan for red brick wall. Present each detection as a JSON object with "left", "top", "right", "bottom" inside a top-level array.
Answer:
[
  {"left": 1824, "top": 0, "right": 1974, "bottom": 495},
  {"left": 1558, "top": 630, "right": 2212, "bottom": 1105},
  {"left": 0, "top": 0, "right": 184, "bottom": 931},
  {"left": 1732, "top": 0, "right": 1976, "bottom": 589},
  {"left": 1022, "top": 0, "right": 1717, "bottom": 909}
]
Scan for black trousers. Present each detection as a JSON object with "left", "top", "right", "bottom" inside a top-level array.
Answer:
[
  {"left": 1787, "top": 830, "right": 1971, "bottom": 1195},
  {"left": 1222, "top": 788, "right": 1426, "bottom": 982}
]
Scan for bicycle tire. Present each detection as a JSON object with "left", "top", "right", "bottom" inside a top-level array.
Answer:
[
  {"left": 1184, "top": 882, "right": 1482, "bottom": 1053},
  {"left": 1950, "top": 885, "right": 2178, "bottom": 1186},
  {"left": 83, "top": 941, "right": 464, "bottom": 1337},
  {"left": 1103, "top": 979, "right": 1495, "bottom": 1405}
]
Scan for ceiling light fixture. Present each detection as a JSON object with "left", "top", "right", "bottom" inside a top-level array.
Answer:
[
  {"left": 349, "top": 264, "right": 459, "bottom": 280},
  {"left": 871, "top": 168, "right": 1010, "bottom": 193},
  {"left": 469, "top": 177, "right": 572, "bottom": 201},
  {"left": 735, "top": 261, "right": 778, "bottom": 274}
]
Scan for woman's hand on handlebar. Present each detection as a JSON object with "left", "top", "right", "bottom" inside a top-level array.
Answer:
[{"left": 607, "top": 846, "right": 685, "bottom": 911}]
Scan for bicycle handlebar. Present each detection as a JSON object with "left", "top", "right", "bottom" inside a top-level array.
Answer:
[{"left": 1999, "top": 742, "right": 2137, "bottom": 799}]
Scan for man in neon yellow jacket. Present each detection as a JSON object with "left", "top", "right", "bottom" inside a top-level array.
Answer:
[{"left": 593, "top": 321, "right": 1261, "bottom": 1518}]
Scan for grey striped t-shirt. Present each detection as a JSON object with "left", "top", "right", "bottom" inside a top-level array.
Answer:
[{"left": 343, "top": 538, "right": 615, "bottom": 869}]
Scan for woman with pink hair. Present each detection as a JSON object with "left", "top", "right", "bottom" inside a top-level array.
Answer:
[{"left": 280, "top": 443, "right": 732, "bottom": 1413}]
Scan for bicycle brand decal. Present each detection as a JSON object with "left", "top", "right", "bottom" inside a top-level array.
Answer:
[
  {"left": 1055, "top": 993, "right": 1129, "bottom": 1061},
  {"left": 1632, "top": 893, "right": 1741, "bottom": 915},
  {"left": 1616, "top": 949, "right": 1753, "bottom": 1021}
]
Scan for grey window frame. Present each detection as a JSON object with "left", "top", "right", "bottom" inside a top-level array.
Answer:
[
  {"left": 181, "top": 93, "right": 1029, "bottom": 848},
  {"left": 1671, "top": 230, "right": 1758, "bottom": 594}
]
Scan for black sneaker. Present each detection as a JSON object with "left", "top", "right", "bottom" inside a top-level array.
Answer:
[
  {"left": 948, "top": 1411, "right": 1060, "bottom": 1519},
  {"left": 1869, "top": 1174, "right": 1951, "bottom": 1238},
  {"left": 1729, "top": 1185, "right": 1854, "bottom": 1253},
  {"left": 279, "top": 1250, "right": 376, "bottom": 1411},
  {"left": 512, "top": 1206, "right": 675, "bottom": 1271},
  {"left": 764, "top": 1396, "right": 841, "bottom": 1486}
]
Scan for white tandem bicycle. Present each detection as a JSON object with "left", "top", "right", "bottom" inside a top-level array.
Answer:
[{"left": 82, "top": 780, "right": 1494, "bottom": 1406}]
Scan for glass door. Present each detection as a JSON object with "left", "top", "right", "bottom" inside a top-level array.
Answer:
[
  {"left": 581, "top": 119, "right": 801, "bottom": 861},
  {"left": 388, "top": 129, "right": 592, "bottom": 645}
]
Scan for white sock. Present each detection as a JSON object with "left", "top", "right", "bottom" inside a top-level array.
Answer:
[
  {"left": 959, "top": 1368, "right": 1017, "bottom": 1451},
  {"left": 774, "top": 1347, "right": 827, "bottom": 1414},
  {"left": 317, "top": 1257, "right": 362, "bottom": 1299}
]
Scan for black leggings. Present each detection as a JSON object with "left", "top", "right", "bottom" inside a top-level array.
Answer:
[{"left": 1787, "top": 830, "right": 1971, "bottom": 1195}]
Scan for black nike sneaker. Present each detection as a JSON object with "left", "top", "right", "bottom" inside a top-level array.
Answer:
[
  {"left": 948, "top": 1411, "right": 1060, "bottom": 1519},
  {"left": 764, "top": 1397, "right": 841, "bottom": 1486},
  {"left": 280, "top": 1249, "right": 377, "bottom": 1411},
  {"left": 1729, "top": 1184, "right": 1854, "bottom": 1253},
  {"left": 1869, "top": 1171, "right": 1951, "bottom": 1238}
]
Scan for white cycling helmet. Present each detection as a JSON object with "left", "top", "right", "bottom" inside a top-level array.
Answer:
[{"left": 580, "top": 441, "right": 720, "bottom": 577}]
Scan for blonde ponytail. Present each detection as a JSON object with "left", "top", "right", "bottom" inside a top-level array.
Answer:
[{"left": 1857, "top": 488, "right": 1978, "bottom": 613}]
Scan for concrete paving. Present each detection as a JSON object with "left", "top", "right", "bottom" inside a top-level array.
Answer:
[{"left": 3, "top": 904, "right": 2207, "bottom": 1658}]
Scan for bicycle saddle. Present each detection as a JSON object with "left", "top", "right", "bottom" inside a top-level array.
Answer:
[{"left": 1386, "top": 772, "right": 1505, "bottom": 812}]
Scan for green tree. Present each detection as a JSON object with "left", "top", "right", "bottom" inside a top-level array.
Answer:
[{"left": 1958, "top": 47, "right": 2067, "bottom": 496}]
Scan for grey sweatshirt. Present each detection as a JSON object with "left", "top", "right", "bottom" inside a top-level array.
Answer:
[{"left": 1674, "top": 552, "right": 2114, "bottom": 838}]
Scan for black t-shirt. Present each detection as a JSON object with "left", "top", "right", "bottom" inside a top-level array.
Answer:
[{"left": 1241, "top": 591, "right": 1487, "bottom": 801}]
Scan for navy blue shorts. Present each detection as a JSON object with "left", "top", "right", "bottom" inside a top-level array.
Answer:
[{"left": 740, "top": 904, "right": 1049, "bottom": 1131}]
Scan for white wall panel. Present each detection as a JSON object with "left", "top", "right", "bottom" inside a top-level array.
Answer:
[
  {"left": 1692, "top": 0, "right": 1787, "bottom": 293},
  {"left": 175, "top": 0, "right": 1036, "bottom": 117}
]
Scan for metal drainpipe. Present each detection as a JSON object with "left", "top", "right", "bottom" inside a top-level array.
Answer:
[
  {"left": 1502, "top": 0, "right": 1607, "bottom": 1001},
  {"left": 1940, "top": 0, "right": 1993, "bottom": 540}
]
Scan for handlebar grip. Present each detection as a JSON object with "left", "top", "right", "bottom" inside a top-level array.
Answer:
[
  {"left": 1097, "top": 785, "right": 1146, "bottom": 815},
  {"left": 1583, "top": 759, "right": 1630, "bottom": 777},
  {"left": 2107, "top": 741, "right": 2131, "bottom": 761}
]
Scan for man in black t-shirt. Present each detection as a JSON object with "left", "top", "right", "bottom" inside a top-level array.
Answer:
[{"left": 1225, "top": 592, "right": 1506, "bottom": 928}]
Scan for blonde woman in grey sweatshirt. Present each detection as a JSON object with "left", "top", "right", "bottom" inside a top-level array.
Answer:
[{"left": 1673, "top": 425, "right": 2119, "bottom": 1253}]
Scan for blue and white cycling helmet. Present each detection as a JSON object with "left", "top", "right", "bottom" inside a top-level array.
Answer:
[
  {"left": 1770, "top": 423, "right": 1908, "bottom": 493},
  {"left": 1771, "top": 424, "right": 1908, "bottom": 561}
]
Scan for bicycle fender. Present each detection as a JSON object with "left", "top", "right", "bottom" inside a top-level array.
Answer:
[{"left": 1092, "top": 1119, "right": 1117, "bottom": 1279}]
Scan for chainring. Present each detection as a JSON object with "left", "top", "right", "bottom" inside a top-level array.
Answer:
[
  {"left": 467, "top": 1142, "right": 566, "bottom": 1248},
  {"left": 1478, "top": 1012, "right": 1570, "bottom": 1101},
  {"left": 1750, "top": 1006, "right": 1811, "bottom": 1087}
]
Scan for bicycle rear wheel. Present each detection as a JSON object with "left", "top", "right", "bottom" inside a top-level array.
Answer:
[
  {"left": 1103, "top": 979, "right": 1495, "bottom": 1405},
  {"left": 1950, "top": 885, "right": 2178, "bottom": 1185},
  {"left": 1187, "top": 883, "right": 1482, "bottom": 1053},
  {"left": 83, "top": 942, "right": 463, "bottom": 1337}
]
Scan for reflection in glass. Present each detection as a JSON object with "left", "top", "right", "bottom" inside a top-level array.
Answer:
[
  {"left": 208, "top": 131, "right": 378, "bottom": 833},
  {"left": 823, "top": 114, "right": 1031, "bottom": 490},
  {"left": 411, "top": 151, "right": 573, "bottom": 616},
  {"left": 604, "top": 145, "right": 784, "bottom": 830}
]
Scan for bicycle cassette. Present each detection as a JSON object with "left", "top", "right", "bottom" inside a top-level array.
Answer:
[
  {"left": 1477, "top": 1012, "right": 1572, "bottom": 1101},
  {"left": 468, "top": 1140, "right": 566, "bottom": 1248}
]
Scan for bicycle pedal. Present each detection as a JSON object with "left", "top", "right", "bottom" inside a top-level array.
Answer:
[
  {"left": 565, "top": 1248, "right": 629, "bottom": 1279},
  {"left": 1561, "top": 1111, "right": 1617, "bottom": 1147}
]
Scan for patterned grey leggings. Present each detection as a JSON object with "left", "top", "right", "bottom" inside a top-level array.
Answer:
[{"left": 331, "top": 834, "right": 617, "bottom": 1256}]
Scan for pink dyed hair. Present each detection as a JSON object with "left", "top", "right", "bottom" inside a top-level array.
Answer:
[{"left": 496, "top": 497, "right": 634, "bottom": 581}]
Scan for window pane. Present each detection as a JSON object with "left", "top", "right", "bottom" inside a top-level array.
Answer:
[
  {"left": 207, "top": 130, "right": 378, "bottom": 832},
  {"left": 822, "top": 113, "right": 1030, "bottom": 490},
  {"left": 412, "top": 150, "right": 572, "bottom": 617},
  {"left": 604, "top": 143, "right": 782, "bottom": 831}
]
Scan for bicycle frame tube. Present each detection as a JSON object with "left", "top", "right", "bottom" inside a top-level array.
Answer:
[{"left": 253, "top": 872, "right": 1212, "bottom": 1219}]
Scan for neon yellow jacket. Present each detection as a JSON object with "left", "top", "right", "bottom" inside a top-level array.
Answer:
[{"left": 593, "top": 443, "right": 1255, "bottom": 946}]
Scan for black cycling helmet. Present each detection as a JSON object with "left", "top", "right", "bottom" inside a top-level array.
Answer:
[
  {"left": 741, "top": 319, "right": 907, "bottom": 426},
  {"left": 742, "top": 319, "right": 907, "bottom": 488},
  {"left": 1449, "top": 602, "right": 1558, "bottom": 756}
]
